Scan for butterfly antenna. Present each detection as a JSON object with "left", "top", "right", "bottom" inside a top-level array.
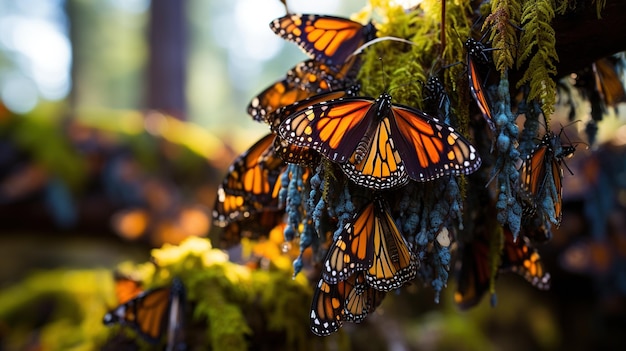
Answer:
[
  {"left": 440, "top": 0, "right": 446, "bottom": 61},
  {"left": 379, "top": 57, "right": 387, "bottom": 91},
  {"left": 279, "top": 0, "right": 290, "bottom": 14}
]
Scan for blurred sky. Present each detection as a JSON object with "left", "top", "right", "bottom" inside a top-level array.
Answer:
[{"left": 0, "top": 0, "right": 368, "bottom": 147}]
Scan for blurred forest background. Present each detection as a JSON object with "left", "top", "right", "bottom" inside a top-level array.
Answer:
[{"left": 1, "top": 0, "right": 626, "bottom": 350}]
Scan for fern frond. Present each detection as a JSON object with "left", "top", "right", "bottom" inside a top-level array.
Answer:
[
  {"left": 517, "top": 0, "right": 559, "bottom": 116},
  {"left": 484, "top": 0, "right": 522, "bottom": 73}
]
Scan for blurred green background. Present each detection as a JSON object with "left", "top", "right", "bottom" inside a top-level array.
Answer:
[{"left": 1, "top": 0, "right": 626, "bottom": 350}]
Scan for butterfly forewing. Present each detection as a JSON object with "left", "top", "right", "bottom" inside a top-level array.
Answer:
[
  {"left": 322, "top": 200, "right": 377, "bottom": 283},
  {"left": 271, "top": 14, "right": 376, "bottom": 67},
  {"left": 280, "top": 97, "right": 374, "bottom": 163},
  {"left": 310, "top": 278, "right": 345, "bottom": 336}
]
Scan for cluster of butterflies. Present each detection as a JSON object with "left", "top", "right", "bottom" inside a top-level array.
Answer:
[
  {"left": 208, "top": 11, "right": 578, "bottom": 337},
  {"left": 103, "top": 273, "right": 186, "bottom": 350}
]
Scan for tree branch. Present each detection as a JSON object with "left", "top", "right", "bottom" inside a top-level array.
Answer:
[{"left": 554, "top": 0, "right": 626, "bottom": 77}]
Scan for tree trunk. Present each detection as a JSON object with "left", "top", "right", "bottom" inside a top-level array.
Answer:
[{"left": 147, "top": 0, "right": 187, "bottom": 119}]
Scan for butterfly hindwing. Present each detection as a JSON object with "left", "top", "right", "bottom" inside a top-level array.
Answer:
[
  {"left": 310, "top": 272, "right": 386, "bottom": 336},
  {"left": 389, "top": 103, "right": 481, "bottom": 182}
]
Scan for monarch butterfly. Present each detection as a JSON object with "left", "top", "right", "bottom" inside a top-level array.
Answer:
[
  {"left": 455, "top": 226, "right": 550, "bottom": 309},
  {"left": 322, "top": 197, "right": 417, "bottom": 291},
  {"left": 270, "top": 14, "right": 376, "bottom": 68},
  {"left": 465, "top": 37, "right": 496, "bottom": 133},
  {"left": 518, "top": 131, "right": 576, "bottom": 226},
  {"left": 216, "top": 134, "right": 284, "bottom": 204},
  {"left": 310, "top": 271, "right": 386, "bottom": 336},
  {"left": 103, "top": 278, "right": 186, "bottom": 346},
  {"left": 278, "top": 91, "right": 482, "bottom": 189}
]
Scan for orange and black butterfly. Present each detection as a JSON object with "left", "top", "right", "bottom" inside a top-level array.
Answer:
[
  {"left": 270, "top": 14, "right": 376, "bottom": 68},
  {"left": 518, "top": 131, "right": 576, "bottom": 226},
  {"left": 322, "top": 197, "right": 417, "bottom": 291},
  {"left": 103, "top": 278, "right": 185, "bottom": 345},
  {"left": 212, "top": 134, "right": 290, "bottom": 246},
  {"left": 465, "top": 37, "right": 496, "bottom": 133},
  {"left": 278, "top": 91, "right": 482, "bottom": 189},
  {"left": 455, "top": 227, "right": 550, "bottom": 309},
  {"left": 216, "top": 134, "right": 285, "bottom": 204},
  {"left": 310, "top": 271, "right": 386, "bottom": 336}
]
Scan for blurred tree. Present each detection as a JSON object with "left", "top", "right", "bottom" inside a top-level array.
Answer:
[{"left": 148, "top": 0, "right": 187, "bottom": 119}]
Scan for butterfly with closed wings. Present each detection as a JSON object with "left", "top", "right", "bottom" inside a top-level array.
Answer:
[
  {"left": 322, "top": 196, "right": 418, "bottom": 291},
  {"left": 465, "top": 36, "right": 497, "bottom": 134},
  {"left": 518, "top": 131, "right": 576, "bottom": 226},
  {"left": 310, "top": 271, "right": 386, "bottom": 336}
]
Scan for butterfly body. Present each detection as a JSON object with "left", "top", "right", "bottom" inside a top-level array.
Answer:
[{"left": 279, "top": 92, "right": 481, "bottom": 189}]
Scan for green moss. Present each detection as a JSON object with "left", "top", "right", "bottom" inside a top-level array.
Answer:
[{"left": 0, "top": 237, "right": 324, "bottom": 351}]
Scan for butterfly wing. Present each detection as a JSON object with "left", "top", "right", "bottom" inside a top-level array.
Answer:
[
  {"left": 248, "top": 79, "right": 317, "bottom": 123},
  {"left": 467, "top": 57, "right": 496, "bottom": 132},
  {"left": 501, "top": 229, "right": 551, "bottom": 289},
  {"left": 322, "top": 200, "right": 378, "bottom": 283},
  {"left": 113, "top": 272, "right": 143, "bottom": 305},
  {"left": 343, "top": 272, "right": 386, "bottom": 323},
  {"left": 593, "top": 58, "right": 626, "bottom": 107},
  {"left": 454, "top": 228, "right": 492, "bottom": 310},
  {"left": 104, "top": 286, "right": 172, "bottom": 343},
  {"left": 519, "top": 143, "right": 548, "bottom": 199},
  {"left": 365, "top": 198, "right": 417, "bottom": 291},
  {"left": 339, "top": 109, "right": 409, "bottom": 189},
  {"left": 389, "top": 104, "right": 482, "bottom": 182},
  {"left": 271, "top": 14, "right": 376, "bottom": 67},
  {"left": 310, "top": 278, "right": 346, "bottom": 336},
  {"left": 279, "top": 96, "right": 375, "bottom": 163},
  {"left": 248, "top": 59, "right": 353, "bottom": 123},
  {"left": 219, "top": 134, "right": 285, "bottom": 203},
  {"left": 272, "top": 135, "right": 320, "bottom": 167}
]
